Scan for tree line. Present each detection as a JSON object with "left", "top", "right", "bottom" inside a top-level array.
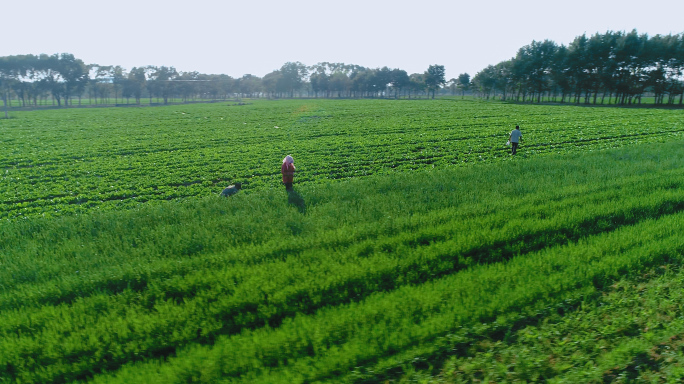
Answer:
[
  {"left": 0, "top": 54, "right": 455, "bottom": 112},
  {"left": 2, "top": 29, "right": 683, "bottom": 112},
  {"left": 0, "top": 54, "right": 239, "bottom": 109},
  {"left": 471, "top": 30, "right": 684, "bottom": 105}
]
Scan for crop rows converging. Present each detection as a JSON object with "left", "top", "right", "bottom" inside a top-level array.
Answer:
[
  {"left": 1, "top": 99, "right": 683, "bottom": 220},
  {"left": 2, "top": 130, "right": 684, "bottom": 383},
  {"left": 2, "top": 100, "right": 684, "bottom": 382}
]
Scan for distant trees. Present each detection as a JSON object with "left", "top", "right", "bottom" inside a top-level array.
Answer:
[
  {"left": 279, "top": 62, "right": 308, "bottom": 97},
  {"left": 472, "top": 30, "right": 684, "bottom": 105},
  {"left": 262, "top": 62, "right": 309, "bottom": 98},
  {"left": 424, "top": 65, "right": 446, "bottom": 99},
  {"left": 123, "top": 67, "right": 147, "bottom": 104},
  {"left": 457, "top": 73, "right": 471, "bottom": 97},
  {"left": 58, "top": 54, "right": 88, "bottom": 106},
  {"left": 271, "top": 62, "right": 439, "bottom": 99},
  {"left": 329, "top": 71, "right": 351, "bottom": 97},
  {"left": 309, "top": 66, "right": 329, "bottom": 98},
  {"left": 7, "top": 29, "right": 682, "bottom": 108},
  {"left": 0, "top": 55, "right": 242, "bottom": 111},
  {"left": 309, "top": 62, "right": 345, "bottom": 98},
  {"left": 0, "top": 53, "right": 87, "bottom": 108},
  {"left": 390, "top": 69, "right": 410, "bottom": 98},
  {"left": 0, "top": 53, "right": 455, "bottom": 108},
  {"left": 236, "top": 74, "right": 262, "bottom": 98},
  {"left": 446, "top": 75, "right": 470, "bottom": 97}
]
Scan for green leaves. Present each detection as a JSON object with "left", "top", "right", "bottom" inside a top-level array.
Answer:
[
  {"left": 2, "top": 99, "right": 683, "bottom": 221},
  {"left": 1, "top": 100, "right": 684, "bottom": 383}
]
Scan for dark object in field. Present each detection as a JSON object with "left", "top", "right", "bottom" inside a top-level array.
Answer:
[
  {"left": 220, "top": 183, "right": 242, "bottom": 197},
  {"left": 287, "top": 189, "right": 306, "bottom": 214}
]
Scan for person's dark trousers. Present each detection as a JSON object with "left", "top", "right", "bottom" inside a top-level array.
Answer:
[
  {"left": 285, "top": 182, "right": 293, "bottom": 191},
  {"left": 511, "top": 142, "right": 518, "bottom": 155}
]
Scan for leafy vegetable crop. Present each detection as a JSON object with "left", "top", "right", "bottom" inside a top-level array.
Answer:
[
  {"left": 1, "top": 99, "right": 682, "bottom": 220},
  {"left": 1, "top": 99, "right": 684, "bottom": 383}
]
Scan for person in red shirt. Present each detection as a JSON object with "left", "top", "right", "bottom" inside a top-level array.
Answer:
[{"left": 281, "top": 155, "right": 295, "bottom": 191}]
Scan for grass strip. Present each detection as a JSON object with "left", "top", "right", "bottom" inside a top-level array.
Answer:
[{"left": 78, "top": 211, "right": 684, "bottom": 384}]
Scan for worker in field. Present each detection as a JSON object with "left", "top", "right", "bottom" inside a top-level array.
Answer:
[
  {"left": 281, "top": 155, "right": 296, "bottom": 191},
  {"left": 220, "top": 182, "right": 242, "bottom": 197},
  {"left": 508, "top": 125, "right": 522, "bottom": 155}
]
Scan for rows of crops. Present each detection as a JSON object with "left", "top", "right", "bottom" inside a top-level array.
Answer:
[
  {"left": 427, "top": 263, "right": 684, "bottom": 383},
  {"left": 2, "top": 99, "right": 684, "bottom": 382},
  {"left": 1, "top": 98, "right": 683, "bottom": 220},
  {"left": 2, "top": 134, "right": 684, "bottom": 382}
]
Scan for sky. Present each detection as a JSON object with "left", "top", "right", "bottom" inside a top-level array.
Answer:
[{"left": 3, "top": 0, "right": 684, "bottom": 80}]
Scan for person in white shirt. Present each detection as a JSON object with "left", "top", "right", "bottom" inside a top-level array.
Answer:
[{"left": 509, "top": 126, "right": 522, "bottom": 155}]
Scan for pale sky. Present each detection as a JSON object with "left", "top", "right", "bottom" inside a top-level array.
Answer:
[{"left": 4, "top": 0, "right": 683, "bottom": 80}]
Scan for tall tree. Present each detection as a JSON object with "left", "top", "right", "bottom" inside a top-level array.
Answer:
[
  {"left": 550, "top": 45, "right": 571, "bottom": 102},
  {"left": 279, "top": 62, "right": 308, "bottom": 97},
  {"left": 91, "top": 65, "right": 113, "bottom": 104},
  {"left": 237, "top": 74, "right": 262, "bottom": 98},
  {"left": 216, "top": 74, "right": 235, "bottom": 99},
  {"left": 408, "top": 73, "right": 425, "bottom": 98},
  {"left": 350, "top": 68, "right": 374, "bottom": 97},
  {"left": 472, "top": 65, "right": 496, "bottom": 99},
  {"left": 389, "top": 69, "right": 409, "bottom": 98},
  {"left": 329, "top": 72, "right": 350, "bottom": 97},
  {"left": 57, "top": 53, "right": 88, "bottom": 106},
  {"left": 262, "top": 70, "right": 283, "bottom": 97},
  {"left": 566, "top": 34, "right": 591, "bottom": 103},
  {"left": 614, "top": 30, "right": 647, "bottom": 104},
  {"left": 125, "top": 67, "right": 147, "bottom": 104},
  {"left": 0, "top": 56, "right": 26, "bottom": 117},
  {"left": 309, "top": 71, "right": 329, "bottom": 98},
  {"left": 457, "top": 73, "right": 470, "bottom": 98},
  {"left": 152, "top": 66, "right": 178, "bottom": 104},
  {"left": 369, "top": 67, "right": 392, "bottom": 97},
  {"left": 424, "top": 64, "right": 446, "bottom": 99},
  {"left": 110, "top": 66, "right": 126, "bottom": 105}
]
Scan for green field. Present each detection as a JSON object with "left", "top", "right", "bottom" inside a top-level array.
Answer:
[
  {"left": 2, "top": 98, "right": 683, "bottom": 221},
  {"left": 2, "top": 99, "right": 684, "bottom": 383}
]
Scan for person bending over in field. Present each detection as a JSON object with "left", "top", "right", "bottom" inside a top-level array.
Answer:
[
  {"left": 509, "top": 125, "right": 522, "bottom": 155},
  {"left": 220, "top": 182, "right": 242, "bottom": 197},
  {"left": 281, "top": 155, "right": 295, "bottom": 191}
]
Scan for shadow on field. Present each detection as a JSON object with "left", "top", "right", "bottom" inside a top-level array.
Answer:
[{"left": 287, "top": 189, "right": 306, "bottom": 214}]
